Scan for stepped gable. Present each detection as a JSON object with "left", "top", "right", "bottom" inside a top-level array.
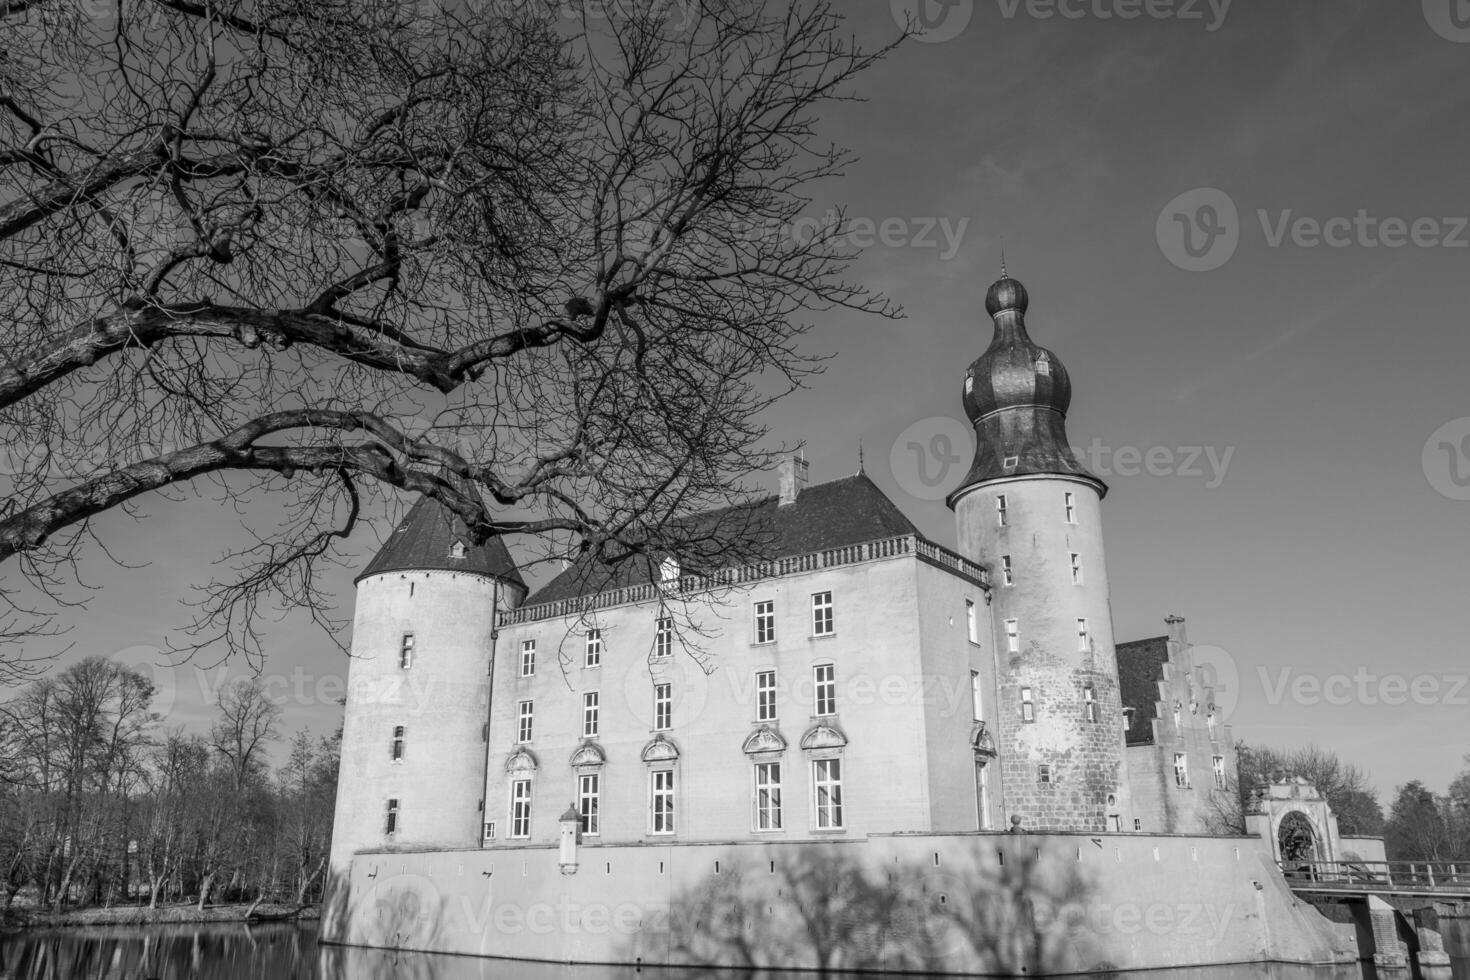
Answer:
[
  {"left": 356, "top": 493, "right": 525, "bottom": 590},
  {"left": 1116, "top": 634, "right": 1170, "bottom": 746},
  {"left": 526, "top": 472, "right": 922, "bottom": 605}
]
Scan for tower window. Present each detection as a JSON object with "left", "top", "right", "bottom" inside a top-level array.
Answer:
[
  {"left": 578, "top": 773, "right": 600, "bottom": 836},
  {"left": 519, "top": 640, "right": 536, "bottom": 677},
  {"left": 399, "top": 633, "right": 415, "bottom": 670},
  {"left": 385, "top": 798, "right": 400, "bottom": 835},
  {"left": 1020, "top": 686, "right": 1035, "bottom": 723},
  {"left": 582, "top": 691, "right": 600, "bottom": 738},
  {"left": 1069, "top": 553, "right": 1083, "bottom": 585},
  {"left": 390, "top": 725, "right": 405, "bottom": 761},
  {"left": 584, "top": 629, "right": 603, "bottom": 668},
  {"left": 754, "top": 600, "right": 775, "bottom": 644},
  {"left": 1001, "top": 555, "right": 1013, "bottom": 587},
  {"left": 1005, "top": 619, "right": 1020, "bottom": 653},
  {"left": 1038, "top": 764, "right": 1052, "bottom": 784},
  {"left": 1174, "top": 753, "right": 1190, "bottom": 788},
  {"left": 813, "top": 664, "right": 837, "bottom": 716},
  {"left": 654, "top": 617, "right": 674, "bottom": 659},
  {"left": 965, "top": 599, "right": 978, "bottom": 644},
  {"left": 516, "top": 700, "right": 534, "bottom": 743},
  {"left": 996, "top": 494, "right": 1008, "bottom": 527},
  {"left": 756, "top": 670, "right": 777, "bottom": 722},
  {"left": 650, "top": 770, "right": 676, "bottom": 834},
  {"left": 1083, "top": 685, "right": 1098, "bottom": 723},
  {"left": 754, "top": 761, "right": 782, "bottom": 831},
  {"left": 1123, "top": 706, "right": 1136, "bottom": 732},
  {"left": 1064, "top": 492, "right": 1076, "bottom": 524},
  {"left": 654, "top": 683, "right": 672, "bottom": 731},
  {"left": 813, "top": 758, "right": 844, "bottom": 829},
  {"left": 1207, "top": 710, "right": 1217, "bottom": 739},
  {"left": 812, "top": 592, "right": 834, "bottom": 637},
  {"left": 1213, "top": 755, "right": 1226, "bottom": 789},
  {"left": 509, "top": 779, "right": 531, "bottom": 838},
  {"left": 1077, "top": 618, "right": 1089, "bottom": 651}
]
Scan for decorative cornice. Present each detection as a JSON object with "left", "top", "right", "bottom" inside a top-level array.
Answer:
[
  {"left": 505, "top": 747, "right": 538, "bottom": 775},
  {"left": 641, "top": 734, "right": 680, "bottom": 763},
  {"left": 569, "top": 742, "right": 606, "bottom": 769},
  {"left": 742, "top": 727, "right": 787, "bottom": 756},
  {"left": 800, "top": 722, "right": 848, "bottom": 751}
]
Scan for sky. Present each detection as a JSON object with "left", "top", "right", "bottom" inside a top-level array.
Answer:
[{"left": 22, "top": 0, "right": 1470, "bottom": 806}]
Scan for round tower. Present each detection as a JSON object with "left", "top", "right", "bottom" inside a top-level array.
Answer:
[
  {"left": 328, "top": 493, "right": 525, "bottom": 881},
  {"left": 947, "top": 275, "right": 1128, "bottom": 832}
]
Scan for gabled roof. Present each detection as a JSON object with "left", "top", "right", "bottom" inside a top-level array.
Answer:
[
  {"left": 1116, "top": 635, "right": 1169, "bottom": 747},
  {"left": 526, "top": 472, "right": 922, "bottom": 605},
  {"left": 357, "top": 494, "right": 525, "bottom": 590}
]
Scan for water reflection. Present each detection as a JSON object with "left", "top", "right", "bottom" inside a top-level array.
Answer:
[{"left": 0, "top": 922, "right": 1467, "bottom": 979}]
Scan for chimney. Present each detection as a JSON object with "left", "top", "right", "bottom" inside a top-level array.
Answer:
[
  {"left": 1164, "top": 614, "right": 1188, "bottom": 650},
  {"left": 777, "top": 452, "right": 809, "bottom": 506}
]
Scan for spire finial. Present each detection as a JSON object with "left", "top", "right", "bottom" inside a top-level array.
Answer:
[
  {"left": 857, "top": 439, "right": 865, "bottom": 475},
  {"left": 1000, "top": 238, "right": 1007, "bottom": 279}
]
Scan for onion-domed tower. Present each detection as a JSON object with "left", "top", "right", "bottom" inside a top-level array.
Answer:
[
  {"left": 947, "top": 274, "right": 1128, "bottom": 832},
  {"left": 328, "top": 489, "right": 526, "bottom": 882}
]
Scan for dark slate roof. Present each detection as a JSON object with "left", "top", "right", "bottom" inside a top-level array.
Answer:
[
  {"left": 526, "top": 472, "right": 921, "bottom": 605},
  {"left": 357, "top": 494, "right": 526, "bottom": 590},
  {"left": 1116, "top": 635, "right": 1169, "bottom": 747}
]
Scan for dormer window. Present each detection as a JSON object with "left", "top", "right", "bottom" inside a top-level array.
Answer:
[
  {"left": 1003, "top": 455, "right": 1019, "bottom": 469},
  {"left": 449, "top": 540, "right": 466, "bottom": 559},
  {"left": 659, "top": 556, "right": 680, "bottom": 583}
]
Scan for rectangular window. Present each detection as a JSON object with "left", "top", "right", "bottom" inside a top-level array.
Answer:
[
  {"left": 654, "top": 617, "right": 673, "bottom": 659},
  {"left": 754, "top": 762, "right": 782, "bottom": 831},
  {"left": 1207, "top": 711, "right": 1218, "bottom": 739},
  {"left": 966, "top": 599, "right": 979, "bottom": 643},
  {"left": 754, "top": 600, "right": 775, "bottom": 644},
  {"left": 1005, "top": 619, "right": 1020, "bottom": 653},
  {"left": 399, "top": 633, "right": 415, "bottom": 669},
  {"left": 578, "top": 773, "right": 600, "bottom": 836},
  {"left": 1065, "top": 491, "right": 1076, "bottom": 524},
  {"left": 1123, "top": 706, "right": 1136, "bottom": 731},
  {"left": 756, "top": 670, "right": 778, "bottom": 722},
  {"left": 813, "top": 758, "right": 843, "bottom": 829},
  {"left": 813, "top": 664, "right": 836, "bottom": 716},
  {"left": 996, "top": 494, "right": 1008, "bottom": 527},
  {"left": 1213, "top": 755, "right": 1226, "bottom": 789},
  {"left": 1134, "top": 818, "right": 1143, "bottom": 831},
  {"left": 654, "top": 683, "right": 672, "bottom": 731},
  {"left": 1070, "top": 553, "right": 1083, "bottom": 585},
  {"left": 650, "top": 770, "right": 675, "bottom": 834},
  {"left": 811, "top": 592, "right": 834, "bottom": 637},
  {"left": 582, "top": 691, "right": 600, "bottom": 738},
  {"left": 1077, "top": 618, "right": 1089, "bottom": 651},
  {"left": 1020, "top": 686, "right": 1035, "bottom": 723},
  {"left": 1038, "top": 765, "right": 1052, "bottom": 784},
  {"left": 385, "top": 798, "right": 400, "bottom": 835},
  {"left": 519, "top": 639, "right": 536, "bottom": 677},
  {"left": 517, "top": 700, "right": 534, "bottom": 743},
  {"left": 970, "top": 670, "right": 983, "bottom": 721},
  {"left": 1174, "top": 753, "right": 1190, "bottom": 788},
  {"left": 1001, "top": 555, "right": 1013, "bottom": 587},
  {"left": 584, "top": 629, "right": 603, "bottom": 668},
  {"left": 1083, "top": 685, "right": 1098, "bottom": 723},
  {"left": 510, "top": 779, "right": 531, "bottom": 838},
  {"left": 483, "top": 821, "right": 496, "bottom": 841},
  {"left": 391, "top": 725, "right": 405, "bottom": 761}
]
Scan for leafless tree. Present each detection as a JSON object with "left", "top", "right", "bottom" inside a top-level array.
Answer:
[
  {"left": 0, "top": 0, "right": 901, "bottom": 677},
  {"left": 209, "top": 676, "right": 279, "bottom": 791}
]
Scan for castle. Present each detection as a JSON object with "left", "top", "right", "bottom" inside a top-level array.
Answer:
[{"left": 322, "top": 275, "right": 1354, "bottom": 973}]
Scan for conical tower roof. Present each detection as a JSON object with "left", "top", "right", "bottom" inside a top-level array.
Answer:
[{"left": 356, "top": 492, "right": 525, "bottom": 590}]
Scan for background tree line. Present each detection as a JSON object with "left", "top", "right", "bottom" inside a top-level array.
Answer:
[
  {"left": 1211, "top": 740, "right": 1470, "bottom": 862},
  {"left": 0, "top": 657, "right": 337, "bottom": 912}
]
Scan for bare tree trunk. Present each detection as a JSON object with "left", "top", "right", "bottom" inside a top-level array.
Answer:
[{"left": 197, "top": 871, "right": 214, "bottom": 912}]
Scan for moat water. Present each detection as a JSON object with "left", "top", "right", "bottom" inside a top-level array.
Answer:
[{"left": 1, "top": 922, "right": 1468, "bottom": 979}]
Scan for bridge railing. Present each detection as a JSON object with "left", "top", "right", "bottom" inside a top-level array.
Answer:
[{"left": 1277, "top": 860, "right": 1470, "bottom": 891}]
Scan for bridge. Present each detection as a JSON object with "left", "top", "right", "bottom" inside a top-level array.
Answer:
[{"left": 1280, "top": 860, "right": 1470, "bottom": 900}]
